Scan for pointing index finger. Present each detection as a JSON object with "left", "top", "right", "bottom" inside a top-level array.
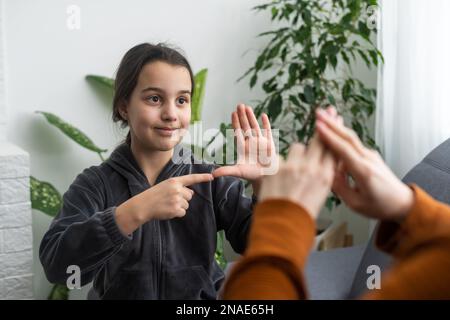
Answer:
[{"left": 176, "top": 173, "right": 214, "bottom": 186}]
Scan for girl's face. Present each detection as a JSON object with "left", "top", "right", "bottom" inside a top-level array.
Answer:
[{"left": 122, "top": 61, "right": 192, "bottom": 151}]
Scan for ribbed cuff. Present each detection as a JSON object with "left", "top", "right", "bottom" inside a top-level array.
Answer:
[{"left": 100, "top": 207, "right": 133, "bottom": 245}]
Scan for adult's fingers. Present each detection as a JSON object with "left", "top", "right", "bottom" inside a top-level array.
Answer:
[
  {"left": 321, "top": 148, "right": 336, "bottom": 182},
  {"left": 305, "top": 133, "right": 325, "bottom": 164},
  {"left": 336, "top": 160, "right": 346, "bottom": 175},
  {"left": 332, "top": 172, "right": 362, "bottom": 211},
  {"left": 315, "top": 120, "right": 367, "bottom": 182},
  {"left": 177, "top": 173, "right": 214, "bottom": 186},
  {"left": 325, "top": 105, "right": 338, "bottom": 118},
  {"left": 246, "top": 106, "right": 262, "bottom": 136},
  {"left": 316, "top": 109, "right": 366, "bottom": 156},
  {"left": 287, "top": 143, "right": 305, "bottom": 165}
]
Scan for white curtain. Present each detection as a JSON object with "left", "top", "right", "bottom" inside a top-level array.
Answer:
[{"left": 376, "top": 0, "right": 450, "bottom": 178}]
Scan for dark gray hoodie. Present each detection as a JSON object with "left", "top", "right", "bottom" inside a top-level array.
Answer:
[{"left": 39, "top": 143, "right": 254, "bottom": 300}]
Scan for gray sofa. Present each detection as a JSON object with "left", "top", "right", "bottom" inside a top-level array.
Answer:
[{"left": 305, "top": 138, "right": 450, "bottom": 299}]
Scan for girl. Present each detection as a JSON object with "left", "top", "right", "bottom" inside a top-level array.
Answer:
[{"left": 39, "top": 43, "right": 275, "bottom": 300}]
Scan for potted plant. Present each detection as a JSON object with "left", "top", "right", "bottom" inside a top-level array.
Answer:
[{"left": 238, "top": 0, "right": 382, "bottom": 210}]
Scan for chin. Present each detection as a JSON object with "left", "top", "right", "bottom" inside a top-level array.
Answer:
[
  {"left": 141, "top": 133, "right": 182, "bottom": 151},
  {"left": 157, "top": 145, "right": 176, "bottom": 152},
  {"left": 156, "top": 140, "right": 180, "bottom": 151}
]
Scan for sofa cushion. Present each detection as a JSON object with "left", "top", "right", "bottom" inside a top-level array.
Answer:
[
  {"left": 348, "top": 138, "right": 450, "bottom": 298},
  {"left": 305, "top": 245, "right": 365, "bottom": 300}
]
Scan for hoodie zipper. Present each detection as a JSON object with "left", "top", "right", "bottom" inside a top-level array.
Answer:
[
  {"left": 107, "top": 143, "right": 191, "bottom": 299},
  {"left": 155, "top": 220, "right": 163, "bottom": 299}
]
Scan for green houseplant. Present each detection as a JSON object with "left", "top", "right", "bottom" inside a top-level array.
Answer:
[
  {"left": 30, "top": 111, "right": 108, "bottom": 300},
  {"left": 30, "top": 69, "right": 227, "bottom": 299},
  {"left": 236, "top": 0, "right": 382, "bottom": 209},
  {"left": 245, "top": 0, "right": 382, "bottom": 147}
]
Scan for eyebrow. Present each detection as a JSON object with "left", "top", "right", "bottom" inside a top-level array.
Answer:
[{"left": 141, "top": 87, "right": 191, "bottom": 95}]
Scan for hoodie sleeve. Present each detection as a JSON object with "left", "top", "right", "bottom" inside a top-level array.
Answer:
[
  {"left": 212, "top": 175, "right": 254, "bottom": 254},
  {"left": 39, "top": 167, "right": 132, "bottom": 286}
]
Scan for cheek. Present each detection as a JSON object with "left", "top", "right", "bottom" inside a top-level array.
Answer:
[
  {"left": 180, "top": 107, "right": 191, "bottom": 128},
  {"left": 132, "top": 106, "right": 159, "bottom": 126},
  {"left": 128, "top": 110, "right": 158, "bottom": 137}
]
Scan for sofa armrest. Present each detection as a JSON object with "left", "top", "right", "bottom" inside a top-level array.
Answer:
[
  {"left": 305, "top": 245, "right": 366, "bottom": 300},
  {"left": 224, "top": 245, "right": 366, "bottom": 300}
]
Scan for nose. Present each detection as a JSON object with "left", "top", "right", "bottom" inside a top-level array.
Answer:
[{"left": 161, "top": 101, "right": 177, "bottom": 122}]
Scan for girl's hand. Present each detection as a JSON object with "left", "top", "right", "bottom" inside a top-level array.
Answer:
[
  {"left": 115, "top": 173, "right": 213, "bottom": 235},
  {"left": 212, "top": 104, "right": 277, "bottom": 192},
  {"left": 315, "top": 108, "right": 414, "bottom": 223}
]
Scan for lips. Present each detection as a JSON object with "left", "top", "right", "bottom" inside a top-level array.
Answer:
[
  {"left": 154, "top": 127, "right": 179, "bottom": 136},
  {"left": 155, "top": 127, "right": 179, "bottom": 131}
]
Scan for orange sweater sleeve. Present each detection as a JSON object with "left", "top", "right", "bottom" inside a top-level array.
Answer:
[
  {"left": 221, "top": 199, "right": 316, "bottom": 300},
  {"left": 222, "top": 186, "right": 450, "bottom": 300},
  {"left": 362, "top": 185, "right": 450, "bottom": 299}
]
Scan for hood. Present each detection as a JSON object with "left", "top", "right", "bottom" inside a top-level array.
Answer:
[{"left": 105, "top": 143, "right": 194, "bottom": 196}]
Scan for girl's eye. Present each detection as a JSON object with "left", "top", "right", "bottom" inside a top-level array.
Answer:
[
  {"left": 147, "top": 95, "right": 161, "bottom": 104},
  {"left": 177, "top": 97, "right": 188, "bottom": 105}
]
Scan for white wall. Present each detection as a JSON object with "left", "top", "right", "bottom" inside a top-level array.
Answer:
[
  {"left": 0, "top": 0, "right": 33, "bottom": 300},
  {"left": 0, "top": 0, "right": 6, "bottom": 141},
  {"left": 3, "top": 0, "right": 377, "bottom": 299},
  {"left": 0, "top": 142, "right": 33, "bottom": 300}
]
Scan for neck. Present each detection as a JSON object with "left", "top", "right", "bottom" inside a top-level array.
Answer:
[{"left": 130, "top": 140, "right": 174, "bottom": 185}]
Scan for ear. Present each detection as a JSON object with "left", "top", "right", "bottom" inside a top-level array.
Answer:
[{"left": 118, "top": 101, "right": 128, "bottom": 121}]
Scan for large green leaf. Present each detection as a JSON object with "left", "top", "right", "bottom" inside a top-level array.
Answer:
[
  {"left": 215, "top": 230, "right": 227, "bottom": 270},
  {"left": 191, "top": 69, "right": 208, "bottom": 123},
  {"left": 267, "top": 94, "right": 282, "bottom": 121},
  {"left": 47, "top": 284, "right": 69, "bottom": 300},
  {"left": 36, "top": 111, "right": 107, "bottom": 153},
  {"left": 85, "top": 75, "right": 115, "bottom": 93},
  {"left": 30, "top": 176, "right": 62, "bottom": 217},
  {"left": 304, "top": 85, "right": 316, "bottom": 104}
]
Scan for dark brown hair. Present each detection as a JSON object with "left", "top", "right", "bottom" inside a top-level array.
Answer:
[{"left": 112, "top": 43, "right": 195, "bottom": 145}]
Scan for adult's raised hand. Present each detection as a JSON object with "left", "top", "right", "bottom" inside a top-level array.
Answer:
[{"left": 315, "top": 108, "right": 414, "bottom": 222}]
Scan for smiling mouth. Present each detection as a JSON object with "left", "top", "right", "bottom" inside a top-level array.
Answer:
[
  {"left": 155, "top": 127, "right": 179, "bottom": 131},
  {"left": 154, "top": 127, "right": 180, "bottom": 136}
]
